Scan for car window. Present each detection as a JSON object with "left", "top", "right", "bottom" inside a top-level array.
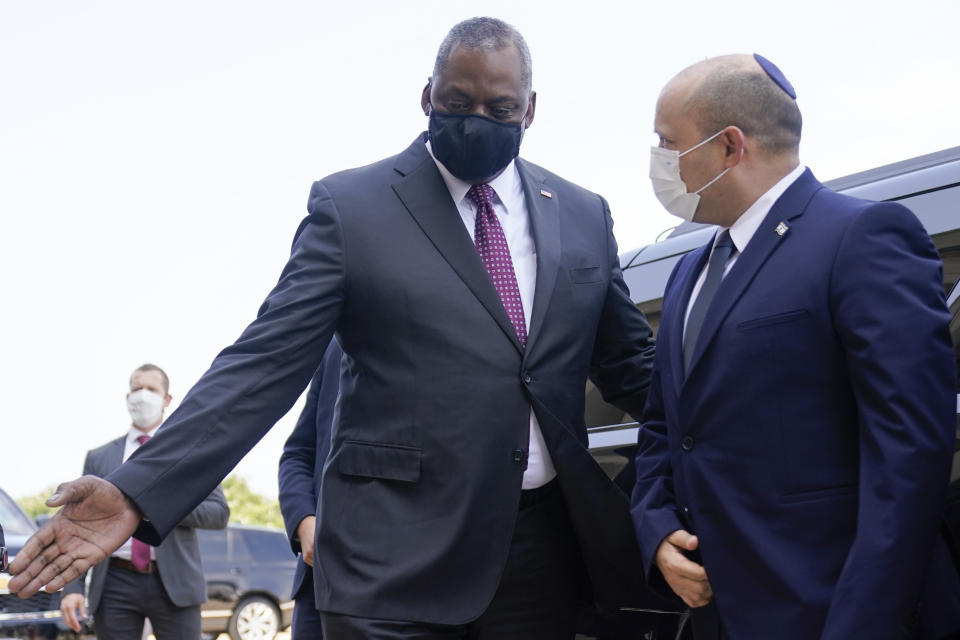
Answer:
[
  {"left": 228, "top": 528, "right": 253, "bottom": 563},
  {"left": 198, "top": 528, "right": 228, "bottom": 562},
  {"left": 240, "top": 529, "right": 291, "bottom": 563},
  {"left": 0, "top": 490, "right": 37, "bottom": 536}
]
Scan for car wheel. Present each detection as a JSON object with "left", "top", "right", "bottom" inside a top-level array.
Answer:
[{"left": 228, "top": 595, "right": 281, "bottom": 640}]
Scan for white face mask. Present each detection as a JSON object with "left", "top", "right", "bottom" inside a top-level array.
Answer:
[
  {"left": 649, "top": 129, "right": 731, "bottom": 222},
  {"left": 126, "top": 389, "right": 166, "bottom": 428}
]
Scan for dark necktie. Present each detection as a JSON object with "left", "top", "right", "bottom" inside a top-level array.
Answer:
[
  {"left": 130, "top": 434, "right": 152, "bottom": 571},
  {"left": 466, "top": 184, "right": 528, "bottom": 348},
  {"left": 683, "top": 230, "right": 735, "bottom": 374}
]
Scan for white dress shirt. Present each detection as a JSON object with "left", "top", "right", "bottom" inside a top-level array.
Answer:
[
  {"left": 684, "top": 164, "right": 806, "bottom": 336},
  {"left": 427, "top": 141, "right": 556, "bottom": 489},
  {"left": 112, "top": 423, "right": 162, "bottom": 560}
]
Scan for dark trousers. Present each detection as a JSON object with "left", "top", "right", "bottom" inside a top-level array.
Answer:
[
  {"left": 292, "top": 576, "right": 324, "bottom": 640},
  {"left": 321, "top": 480, "right": 579, "bottom": 639},
  {"left": 94, "top": 565, "right": 201, "bottom": 640}
]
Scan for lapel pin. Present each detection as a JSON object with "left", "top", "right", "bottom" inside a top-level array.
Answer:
[
  {"left": 540, "top": 189, "right": 553, "bottom": 199},
  {"left": 775, "top": 221, "right": 789, "bottom": 236}
]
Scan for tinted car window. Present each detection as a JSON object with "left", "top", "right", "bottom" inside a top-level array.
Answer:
[
  {"left": 0, "top": 490, "right": 36, "bottom": 536},
  {"left": 240, "top": 529, "right": 291, "bottom": 563},
  {"left": 228, "top": 528, "right": 253, "bottom": 563},
  {"left": 198, "top": 528, "right": 228, "bottom": 562}
]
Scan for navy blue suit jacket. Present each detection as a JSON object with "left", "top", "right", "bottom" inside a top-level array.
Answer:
[
  {"left": 278, "top": 340, "right": 341, "bottom": 600},
  {"left": 109, "top": 134, "right": 655, "bottom": 624},
  {"left": 631, "top": 169, "right": 956, "bottom": 639}
]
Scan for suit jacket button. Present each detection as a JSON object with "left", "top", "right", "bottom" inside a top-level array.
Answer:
[
  {"left": 681, "top": 436, "right": 695, "bottom": 451},
  {"left": 522, "top": 372, "right": 532, "bottom": 384}
]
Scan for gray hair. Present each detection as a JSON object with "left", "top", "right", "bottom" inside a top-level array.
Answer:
[
  {"left": 433, "top": 17, "right": 533, "bottom": 91},
  {"left": 687, "top": 65, "right": 802, "bottom": 155}
]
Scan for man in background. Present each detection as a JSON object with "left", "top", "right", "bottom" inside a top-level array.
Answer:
[
  {"left": 631, "top": 54, "right": 956, "bottom": 639},
  {"left": 59, "top": 364, "right": 230, "bottom": 639},
  {"left": 278, "top": 341, "right": 341, "bottom": 639}
]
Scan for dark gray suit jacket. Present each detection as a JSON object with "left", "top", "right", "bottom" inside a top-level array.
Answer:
[
  {"left": 64, "top": 435, "right": 229, "bottom": 611},
  {"left": 108, "top": 134, "right": 656, "bottom": 624}
]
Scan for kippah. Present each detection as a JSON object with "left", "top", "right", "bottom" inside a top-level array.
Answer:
[{"left": 753, "top": 53, "right": 796, "bottom": 99}]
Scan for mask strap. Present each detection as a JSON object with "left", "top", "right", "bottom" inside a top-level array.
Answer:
[
  {"left": 679, "top": 128, "right": 725, "bottom": 158},
  {"left": 693, "top": 166, "right": 730, "bottom": 195},
  {"left": 692, "top": 141, "right": 743, "bottom": 194}
]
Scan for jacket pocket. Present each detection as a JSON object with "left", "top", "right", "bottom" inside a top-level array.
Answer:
[
  {"left": 736, "top": 309, "right": 809, "bottom": 331},
  {"left": 570, "top": 266, "right": 602, "bottom": 284},
  {"left": 779, "top": 482, "right": 858, "bottom": 505},
  {"left": 338, "top": 440, "right": 422, "bottom": 483}
]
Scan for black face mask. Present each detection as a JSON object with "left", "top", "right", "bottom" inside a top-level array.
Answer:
[{"left": 428, "top": 110, "right": 524, "bottom": 183}]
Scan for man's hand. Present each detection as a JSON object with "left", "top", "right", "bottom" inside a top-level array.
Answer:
[
  {"left": 655, "top": 529, "right": 713, "bottom": 608},
  {"left": 59, "top": 592, "right": 87, "bottom": 632},
  {"left": 296, "top": 515, "right": 317, "bottom": 567},
  {"left": 8, "top": 476, "right": 142, "bottom": 598}
]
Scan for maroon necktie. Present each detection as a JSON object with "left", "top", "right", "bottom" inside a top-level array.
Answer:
[
  {"left": 466, "top": 184, "right": 527, "bottom": 348},
  {"left": 130, "top": 434, "right": 152, "bottom": 571}
]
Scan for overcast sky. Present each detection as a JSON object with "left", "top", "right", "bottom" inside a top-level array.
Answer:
[{"left": 3, "top": 0, "right": 959, "bottom": 501}]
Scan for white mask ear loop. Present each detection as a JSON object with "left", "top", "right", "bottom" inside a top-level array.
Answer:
[
  {"left": 678, "top": 128, "right": 725, "bottom": 158},
  {"left": 692, "top": 143, "right": 743, "bottom": 195}
]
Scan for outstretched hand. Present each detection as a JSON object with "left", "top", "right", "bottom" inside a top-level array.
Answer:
[{"left": 8, "top": 475, "right": 142, "bottom": 598}]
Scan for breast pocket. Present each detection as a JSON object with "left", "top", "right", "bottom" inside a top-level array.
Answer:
[
  {"left": 736, "top": 309, "right": 810, "bottom": 331},
  {"left": 569, "top": 266, "right": 602, "bottom": 284}
]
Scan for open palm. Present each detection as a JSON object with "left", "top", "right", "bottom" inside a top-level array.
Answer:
[{"left": 9, "top": 475, "right": 142, "bottom": 598}]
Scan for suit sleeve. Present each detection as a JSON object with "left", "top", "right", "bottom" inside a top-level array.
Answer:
[
  {"left": 63, "top": 452, "right": 97, "bottom": 596},
  {"left": 176, "top": 484, "right": 229, "bottom": 530},
  {"left": 820, "top": 203, "right": 956, "bottom": 639},
  {"left": 630, "top": 260, "right": 687, "bottom": 581},
  {"left": 587, "top": 196, "right": 656, "bottom": 420},
  {"left": 278, "top": 366, "right": 323, "bottom": 554},
  {"left": 107, "top": 181, "right": 347, "bottom": 543}
]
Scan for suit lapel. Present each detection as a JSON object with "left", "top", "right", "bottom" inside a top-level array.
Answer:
[
  {"left": 669, "top": 244, "right": 711, "bottom": 395},
  {"left": 392, "top": 136, "right": 523, "bottom": 354},
  {"left": 683, "top": 169, "right": 822, "bottom": 380},
  {"left": 105, "top": 436, "right": 125, "bottom": 472},
  {"left": 516, "top": 159, "right": 560, "bottom": 357}
]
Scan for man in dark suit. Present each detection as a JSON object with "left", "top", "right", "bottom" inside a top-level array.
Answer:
[
  {"left": 277, "top": 340, "right": 341, "bottom": 639},
  {"left": 58, "top": 364, "right": 229, "bottom": 639},
  {"left": 12, "top": 18, "right": 656, "bottom": 639},
  {"left": 631, "top": 54, "right": 957, "bottom": 639}
]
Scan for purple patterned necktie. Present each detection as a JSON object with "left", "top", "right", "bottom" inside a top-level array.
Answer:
[
  {"left": 466, "top": 184, "right": 528, "bottom": 348},
  {"left": 130, "top": 434, "right": 152, "bottom": 571}
]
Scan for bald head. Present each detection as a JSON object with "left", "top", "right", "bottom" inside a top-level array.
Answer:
[{"left": 666, "top": 54, "right": 802, "bottom": 156}]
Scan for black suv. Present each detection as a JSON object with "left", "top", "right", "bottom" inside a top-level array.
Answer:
[{"left": 198, "top": 524, "right": 296, "bottom": 640}]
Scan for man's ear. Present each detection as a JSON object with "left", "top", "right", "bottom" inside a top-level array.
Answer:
[
  {"left": 421, "top": 80, "right": 432, "bottom": 116},
  {"left": 524, "top": 91, "right": 537, "bottom": 129},
  {"left": 721, "top": 126, "right": 745, "bottom": 167}
]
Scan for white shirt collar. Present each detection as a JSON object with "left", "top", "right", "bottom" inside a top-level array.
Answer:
[
  {"left": 425, "top": 140, "right": 521, "bottom": 215},
  {"left": 726, "top": 164, "right": 806, "bottom": 253},
  {"left": 127, "top": 423, "right": 161, "bottom": 445}
]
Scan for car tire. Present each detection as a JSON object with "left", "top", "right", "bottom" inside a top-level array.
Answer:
[{"left": 228, "top": 595, "right": 281, "bottom": 640}]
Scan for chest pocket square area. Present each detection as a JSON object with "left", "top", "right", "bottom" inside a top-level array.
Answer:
[
  {"left": 570, "top": 266, "right": 602, "bottom": 284},
  {"left": 736, "top": 309, "right": 810, "bottom": 331}
]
